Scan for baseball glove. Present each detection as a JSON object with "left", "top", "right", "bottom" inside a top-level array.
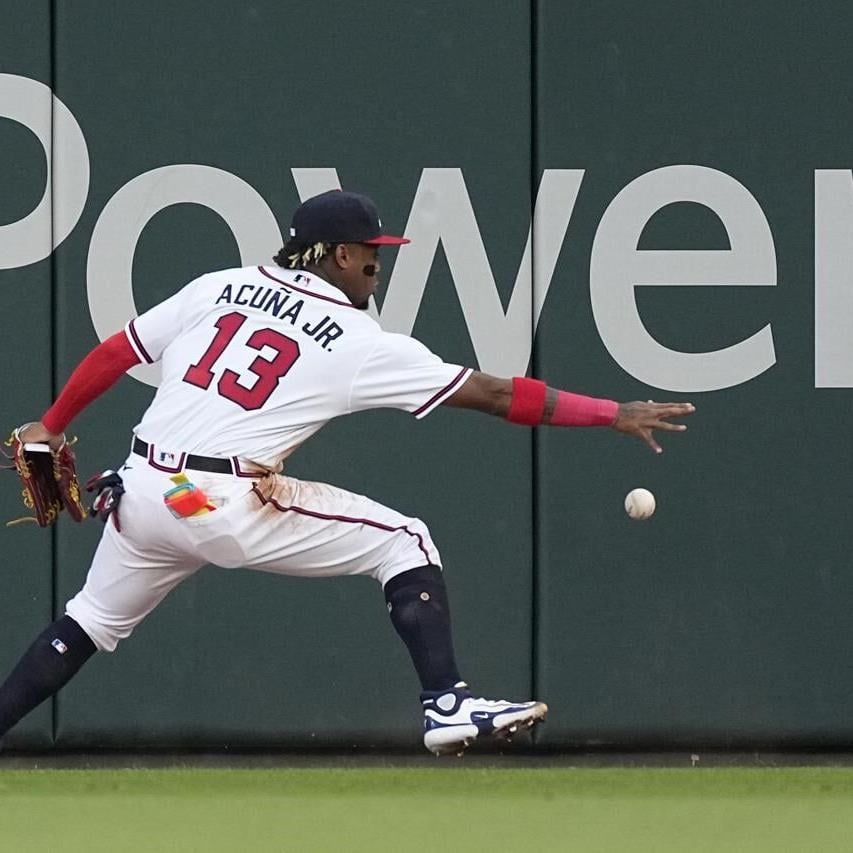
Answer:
[{"left": 2, "top": 427, "right": 87, "bottom": 527}]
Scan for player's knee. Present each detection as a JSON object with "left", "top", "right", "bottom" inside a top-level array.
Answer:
[
  {"left": 67, "top": 618, "right": 124, "bottom": 653},
  {"left": 64, "top": 602, "right": 131, "bottom": 653},
  {"left": 393, "top": 516, "right": 441, "bottom": 571}
]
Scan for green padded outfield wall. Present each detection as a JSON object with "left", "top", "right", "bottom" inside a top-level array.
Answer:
[
  {"left": 2, "top": 0, "right": 853, "bottom": 749},
  {"left": 535, "top": 0, "right": 853, "bottom": 747},
  {"left": 0, "top": 0, "right": 56, "bottom": 749}
]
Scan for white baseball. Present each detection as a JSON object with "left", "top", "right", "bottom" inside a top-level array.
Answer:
[{"left": 625, "top": 488, "right": 656, "bottom": 520}]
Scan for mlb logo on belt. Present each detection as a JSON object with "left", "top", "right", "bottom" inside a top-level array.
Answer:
[{"left": 158, "top": 451, "right": 177, "bottom": 465}]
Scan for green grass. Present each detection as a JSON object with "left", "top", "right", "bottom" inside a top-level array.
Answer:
[{"left": 1, "top": 767, "right": 852, "bottom": 852}]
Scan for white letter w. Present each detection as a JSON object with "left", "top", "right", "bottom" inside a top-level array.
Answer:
[{"left": 292, "top": 167, "right": 582, "bottom": 376}]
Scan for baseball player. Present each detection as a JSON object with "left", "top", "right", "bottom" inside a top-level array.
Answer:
[{"left": 1, "top": 190, "right": 694, "bottom": 755}]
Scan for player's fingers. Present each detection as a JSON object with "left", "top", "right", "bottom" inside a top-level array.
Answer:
[
  {"left": 649, "top": 407, "right": 694, "bottom": 423},
  {"left": 656, "top": 402, "right": 695, "bottom": 414},
  {"left": 653, "top": 421, "right": 687, "bottom": 432},
  {"left": 641, "top": 428, "right": 663, "bottom": 454}
]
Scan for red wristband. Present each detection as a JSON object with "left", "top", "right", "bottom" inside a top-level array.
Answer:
[{"left": 506, "top": 377, "right": 547, "bottom": 425}]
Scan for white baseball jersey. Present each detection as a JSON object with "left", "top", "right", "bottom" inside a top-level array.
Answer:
[{"left": 124, "top": 265, "right": 472, "bottom": 469}]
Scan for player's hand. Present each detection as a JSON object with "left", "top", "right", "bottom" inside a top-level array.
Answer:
[
  {"left": 17, "top": 421, "right": 66, "bottom": 450},
  {"left": 611, "top": 401, "right": 695, "bottom": 454}
]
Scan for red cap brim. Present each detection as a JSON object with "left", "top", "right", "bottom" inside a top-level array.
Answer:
[{"left": 364, "top": 235, "right": 411, "bottom": 245}]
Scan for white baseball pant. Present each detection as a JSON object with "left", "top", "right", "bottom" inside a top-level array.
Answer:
[{"left": 66, "top": 458, "right": 441, "bottom": 651}]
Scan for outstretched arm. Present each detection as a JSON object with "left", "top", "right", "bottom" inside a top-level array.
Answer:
[
  {"left": 18, "top": 331, "right": 142, "bottom": 447},
  {"left": 442, "top": 372, "right": 695, "bottom": 454}
]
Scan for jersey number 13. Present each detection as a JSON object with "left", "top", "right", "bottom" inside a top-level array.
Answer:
[{"left": 182, "top": 311, "right": 300, "bottom": 410}]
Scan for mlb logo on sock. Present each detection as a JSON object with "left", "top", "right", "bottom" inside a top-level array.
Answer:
[{"left": 51, "top": 639, "right": 68, "bottom": 654}]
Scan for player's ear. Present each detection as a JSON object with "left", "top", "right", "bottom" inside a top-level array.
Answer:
[{"left": 333, "top": 243, "right": 350, "bottom": 268}]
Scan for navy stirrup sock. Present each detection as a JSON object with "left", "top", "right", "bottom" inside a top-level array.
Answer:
[
  {"left": 384, "top": 565, "right": 462, "bottom": 692},
  {"left": 0, "top": 615, "right": 97, "bottom": 737}
]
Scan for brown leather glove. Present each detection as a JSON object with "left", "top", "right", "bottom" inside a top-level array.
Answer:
[{"left": 3, "top": 427, "right": 87, "bottom": 527}]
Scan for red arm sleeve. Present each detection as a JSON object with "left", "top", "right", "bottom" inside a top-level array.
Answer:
[{"left": 41, "top": 332, "right": 142, "bottom": 434}]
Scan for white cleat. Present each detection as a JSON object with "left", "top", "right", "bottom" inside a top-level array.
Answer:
[{"left": 421, "top": 684, "right": 548, "bottom": 756}]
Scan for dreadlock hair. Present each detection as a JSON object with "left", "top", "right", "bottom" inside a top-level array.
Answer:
[{"left": 273, "top": 239, "right": 333, "bottom": 270}]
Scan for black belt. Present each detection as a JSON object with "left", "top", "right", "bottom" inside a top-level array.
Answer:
[{"left": 132, "top": 437, "right": 235, "bottom": 475}]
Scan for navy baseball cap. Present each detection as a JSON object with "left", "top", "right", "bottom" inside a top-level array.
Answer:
[{"left": 289, "top": 190, "right": 410, "bottom": 246}]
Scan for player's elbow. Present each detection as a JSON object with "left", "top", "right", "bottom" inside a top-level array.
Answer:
[
  {"left": 482, "top": 375, "right": 513, "bottom": 417},
  {"left": 443, "top": 371, "right": 512, "bottom": 417}
]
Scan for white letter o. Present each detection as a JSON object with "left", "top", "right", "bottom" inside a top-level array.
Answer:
[
  {"left": 0, "top": 73, "right": 89, "bottom": 269},
  {"left": 87, "top": 164, "right": 283, "bottom": 386}
]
